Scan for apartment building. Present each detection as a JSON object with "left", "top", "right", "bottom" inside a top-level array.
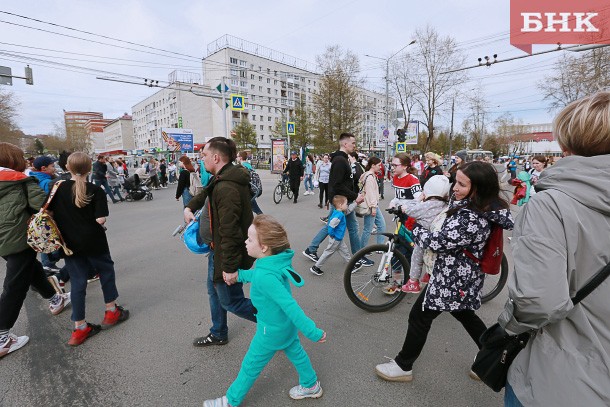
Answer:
[
  {"left": 131, "top": 74, "right": 213, "bottom": 150},
  {"left": 103, "top": 113, "right": 135, "bottom": 151}
]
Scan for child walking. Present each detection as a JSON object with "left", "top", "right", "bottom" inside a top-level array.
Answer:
[
  {"left": 400, "top": 175, "right": 450, "bottom": 294},
  {"left": 46, "top": 152, "right": 129, "bottom": 346},
  {"left": 309, "top": 195, "right": 362, "bottom": 276},
  {"left": 203, "top": 215, "right": 326, "bottom": 407}
]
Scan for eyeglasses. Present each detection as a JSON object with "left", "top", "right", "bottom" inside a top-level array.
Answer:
[{"left": 390, "top": 163, "right": 402, "bottom": 167}]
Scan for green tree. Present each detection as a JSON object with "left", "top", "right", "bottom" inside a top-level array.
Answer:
[
  {"left": 232, "top": 120, "right": 257, "bottom": 151},
  {"left": 312, "top": 45, "right": 363, "bottom": 151},
  {"left": 272, "top": 100, "right": 315, "bottom": 152},
  {"left": 34, "top": 138, "right": 45, "bottom": 154}
]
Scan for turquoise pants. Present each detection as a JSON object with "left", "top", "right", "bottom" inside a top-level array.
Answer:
[{"left": 227, "top": 334, "right": 317, "bottom": 406}]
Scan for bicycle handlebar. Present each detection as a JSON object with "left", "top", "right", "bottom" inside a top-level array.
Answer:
[{"left": 386, "top": 206, "right": 402, "bottom": 215}]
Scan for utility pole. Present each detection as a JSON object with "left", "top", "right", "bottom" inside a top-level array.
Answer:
[
  {"left": 449, "top": 96, "right": 455, "bottom": 161},
  {"left": 221, "top": 76, "right": 228, "bottom": 138}
]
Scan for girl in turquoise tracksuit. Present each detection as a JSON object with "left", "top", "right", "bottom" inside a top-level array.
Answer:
[{"left": 204, "top": 215, "right": 326, "bottom": 407}]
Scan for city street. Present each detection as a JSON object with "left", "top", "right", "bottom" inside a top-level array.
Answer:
[{"left": 0, "top": 170, "right": 510, "bottom": 407}]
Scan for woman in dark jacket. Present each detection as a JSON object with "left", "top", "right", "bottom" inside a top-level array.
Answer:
[
  {"left": 175, "top": 155, "right": 194, "bottom": 207},
  {"left": 0, "top": 142, "right": 70, "bottom": 358}
]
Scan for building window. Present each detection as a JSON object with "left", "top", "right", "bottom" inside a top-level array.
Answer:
[
  {"left": 259, "top": 86, "right": 263, "bottom": 91},
  {"left": 230, "top": 69, "right": 238, "bottom": 76},
  {"left": 268, "top": 117, "right": 272, "bottom": 122},
  {"left": 268, "top": 107, "right": 271, "bottom": 113},
  {"left": 259, "top": 76, "right": 262, "bottom": 81},
  {"left": 268, "top": 126, "right": 272, "bottom": 131},
  {"left": 267, "top": 68, "right": 270, "bottom": 74},
  {"left": 267, "top": 78, "right": 270, "bottom": 84},
  {"left": 240, "top": 71, "right": 246, "bottom": 78},
  {"left": 260, "top": 135, "right": 264, "bottom": 140},
  {"left": 260, "top": 125, "right": 264, "bottom": 130},
  {"left": 239, "top": 60, "right": 247, "bottom": 67},
  {"left": 251, "top": 84, "right": 255, "bottom": 90},
  {"left": 230, "top": 57, "right": 238, "bottom": 64},
  {"left": 275, "top": 90, "right": 278, "bottom": 95},
  {"left": 250, "top": 74, "right": 254, "bottom": 79},
  {"left": 274, "top": 80, "right": 278, "bottom": 85},
  {"left": 240, "top": 81, "right": 247, "bottom": 87},
  {"left": 267, "top": 88, "right": 271, "bottom": 94}
]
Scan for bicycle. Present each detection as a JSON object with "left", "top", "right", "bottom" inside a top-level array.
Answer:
[
  {"left": 273, "top": 175, "right": 293, "bottom": 204},
  {"left": 344, "top": 207, "right": 508, "bottom": 312}
]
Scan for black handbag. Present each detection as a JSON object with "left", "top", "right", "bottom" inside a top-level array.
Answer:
[{"left": 472, "top": 261, "right": 610, "bottom": 392}]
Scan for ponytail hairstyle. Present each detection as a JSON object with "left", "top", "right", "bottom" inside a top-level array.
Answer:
[
  {"left": 66, "top": 152, "right": 93, "bottom": 208},
  {"left": 365, "top": 156, "right": 381, "bottom": 171},
  {"left": 252, "top": 215, "right": 291, "bottom": 255}
]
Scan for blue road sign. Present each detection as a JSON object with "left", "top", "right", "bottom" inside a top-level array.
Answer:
[{"left": 230, "top": 94, "right": 244, "bottom": 111}]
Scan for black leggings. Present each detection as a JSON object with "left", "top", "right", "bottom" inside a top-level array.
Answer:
[
  {"left": 319, "top": 182, "right": 329, "bottom": 206},
  {"left": 394, "top": 288, "right": 486, "bottom": 371}
]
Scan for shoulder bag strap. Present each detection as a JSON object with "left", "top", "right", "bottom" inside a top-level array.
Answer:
[
  {"left": 40, "top": 180, "right": 64, "bottom": 213},
  {"left": 572, "top": 262, "right": 610, "bottom": 305},
  {"left": 359, "top": 173, "right": 372, "bottom": 193}
]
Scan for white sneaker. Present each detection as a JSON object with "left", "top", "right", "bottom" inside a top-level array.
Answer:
[
  {"left": 203, "top": 395, "right": 231, "bottom": 407},
  {"left": 0, "top": 333, "right": 29, "bottom": 358},
  {"left": 49, "top": 292, "right": 71, "bottom": 315},
  {"left": 375, "top": 359, "right": 413, "bottom": 382}
]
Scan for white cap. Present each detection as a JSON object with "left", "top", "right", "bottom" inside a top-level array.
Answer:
[{"left": 424, "top": 175, "right": 450, "bottom": 199}]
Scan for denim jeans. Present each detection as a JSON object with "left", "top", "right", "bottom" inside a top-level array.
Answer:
[
  {"left": 182, "top": 189, "right": 193, "bottom": 207},
  {"left": 206, "top": 251, "right": 256, "bottom": 340},
  {"left": 308, "top": 205, "right": 360, "bottom": 254},
  {"left": 504, "top": 382, "right": 524, "bottom": 407},
  {"left": 64, "top": 253, "right": 119, "bottom": 322},
  {"left": 93, "top": 178, "right": 118, "bottom": 203},
  {"left": 304, "top": 174, "right": 314, "bottom": 192},
  {"left": 360, "top": 209, "right": 386, "bottom": 248},
  {"left": 41, "top": 250, "right": 61, "bottom": 268},
  {"left": 251, "top": 197, "right": 263, "bottom": 215},
  {"left": 110, "top": 185, "right": 124, "bottom": 201}
]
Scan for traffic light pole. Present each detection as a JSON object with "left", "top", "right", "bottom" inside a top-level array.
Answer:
[{"left": 384, "top": 59, "right": 389, "bottom": 161}]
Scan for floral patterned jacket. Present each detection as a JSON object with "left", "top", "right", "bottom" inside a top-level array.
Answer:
[{"left": 412, "top": 198, "right": 514, "bottom": 311}]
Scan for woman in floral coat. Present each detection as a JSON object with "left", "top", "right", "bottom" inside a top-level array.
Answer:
[{"left": 375, "top": 161, "right": 514, "bottom": 382}]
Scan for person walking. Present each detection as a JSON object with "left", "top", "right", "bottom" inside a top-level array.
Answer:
[
  {"left": 159, "top": 158, "right": 168, "bottom": 188},
  {"left": 175, "top": 156, "right": 194, "bottom": 207},
  {"left": 147, "top": 158, "right": 160, "bottom": 190},
  {"left": 184, "top": 137, "right": 256, "bottom": 347},
  {"left": 0, "top": 143, "right": 71, "bottom": 358},
  {"left": 106, "top": 158, "right": 125, "bottom": 202},
  {"left": 302, "top": 133, "right": 365, "bottom": 264},
  {"left": 46, "top": 152, "right": 129, "bottom": 346},
  {"left": 92, "top": 155, "right": 119, "bottom": 204},
  {"left": 237, "top": 151, "right": 263, "bottom": 215},
  {"left": 359, "top": 157, "right": 386, "bottom": 249},
  {"left": 204, "top": 215, "right": 326, "bottom": 407},
  {"left": 283, "top": 151, "right": 304, "bottom": 203},
  {"left": 500, "top": 92, "right": 610, "bottom": 406},
  {"left": 375, "top": 161, "right": 513, "bottom": 382},
  {"left": 303, "top": 154, "right": 315, "bottom": 196},
  {"left": 316, "top": 154, "right": 331, "bottom": 209}
]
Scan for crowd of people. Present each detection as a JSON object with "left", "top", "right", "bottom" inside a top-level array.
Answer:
[{"left": 2, "top": 91, "right": 610, "bottom": 406}]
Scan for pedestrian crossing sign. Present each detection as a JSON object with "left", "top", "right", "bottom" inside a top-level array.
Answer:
[
  {"left": 230, "top": 94, "right": 244, "bottom": 111},
  {"left": 287, "top": 122, "right": 296, "bottom": 135},
  {"left": 395, "top": 142, "right": 406, "bottom": 153}
]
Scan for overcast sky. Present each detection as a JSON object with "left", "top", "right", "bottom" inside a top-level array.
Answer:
[{"left": 1, "top": 0, "right": 561, "bottom": 136}]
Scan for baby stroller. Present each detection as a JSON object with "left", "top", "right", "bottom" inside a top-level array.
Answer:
[{"left": 123, "top": 174, "right": 153, "bottom": 201}]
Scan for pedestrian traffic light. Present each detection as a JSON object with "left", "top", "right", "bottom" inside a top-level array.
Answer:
[{"left": 396, "top": 128, "right": 406, "bottom": 142}]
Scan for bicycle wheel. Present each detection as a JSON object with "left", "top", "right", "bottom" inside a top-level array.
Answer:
[
  {"left": 286, "top": 186, "right": 294, "bottom": 200},
  {"left": 481, "top": 254, "right": 509, "bottom": 303},
  {"left": 273, "top": 184, "right": 283, "bottom": 204},
  {"left": 344, "top": 244, "right": 408, "bottom": 312}
]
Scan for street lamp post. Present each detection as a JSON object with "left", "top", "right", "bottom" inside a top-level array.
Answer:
[{"left": 365, "top": 40, "right": 415, "bottom": 160}]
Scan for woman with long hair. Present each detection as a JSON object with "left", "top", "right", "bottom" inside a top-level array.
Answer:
[
  {"left": 47, "top": 152, "right": 129, "bottom": 346},
  {"left": 316, "top": 154, "right": 331, "bottom": 209},
  {"left": 175, "top": 155, "right": 195, "bottom": 207},
  {"left": 359, "top": 157, "right": 386, "bottom": 249},
  {"left": 0, "top": 143, "right": 71, "bottom": 357},
  {"left": 375, "top": 161, "right": 513, "bottom": 382},
  {"left": 303, "top": 154, "right": 315, "bottom": 196}
]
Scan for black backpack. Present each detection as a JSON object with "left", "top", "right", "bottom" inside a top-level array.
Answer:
[{"left": 249, "top": 169, "right": 262, "bottom": 198}]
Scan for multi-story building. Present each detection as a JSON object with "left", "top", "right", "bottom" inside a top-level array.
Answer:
[
  {"left": 131, "top": 72, "right": 213, "bottom": 150},
  {"left": 103, "top": 113, "right": 135, "bottom": 152},
  {"left": 63, "top": 111, "right": 113, "bottom": 153}
]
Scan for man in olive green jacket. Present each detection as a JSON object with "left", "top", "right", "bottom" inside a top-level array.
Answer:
[{"left": 184, "top": 137, "right": 256, "bottom": 347}]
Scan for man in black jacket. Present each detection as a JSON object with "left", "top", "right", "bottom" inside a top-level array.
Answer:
[
  {"left": 283, "top": 151, "right": 304, "bottom": 203},
  {"left": 302, "top": 133, "right": 367, "bottom": 265},
  {"left": 92, "top": 155, "right": 118, "bottom": 204}
]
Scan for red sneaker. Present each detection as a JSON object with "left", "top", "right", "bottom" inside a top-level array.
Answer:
[
  {"left": 401, "top": 279, "right": 421, "bottom": 294},
  {"left": 68, "top": 323, "right": 101, "bottom": 346},
  {"left": 101, "top": 305, "right": 130, "bottom": 329},
  {"left": 421, "top": 273, "right": 430, "bottom": 284}
]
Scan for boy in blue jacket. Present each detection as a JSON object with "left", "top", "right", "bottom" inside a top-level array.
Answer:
[
  {"left": 204, "top": 215, "right": 326, "bottom": 407},
  {"left": 309, "top": 195, "right": 361, "bottom": 276}
]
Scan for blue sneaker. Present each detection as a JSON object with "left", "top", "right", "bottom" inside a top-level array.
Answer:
[{"left": 289, "top": 381, "right": 323, "bottom": 400}]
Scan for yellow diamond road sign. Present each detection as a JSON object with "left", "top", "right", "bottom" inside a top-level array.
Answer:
[{"left": 230, "top": 94, "right": 244, "bottom": 111}]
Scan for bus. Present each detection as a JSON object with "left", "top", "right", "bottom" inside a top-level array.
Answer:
[{"left": 466, "top": 149, "right": 494, "bottom": 162}]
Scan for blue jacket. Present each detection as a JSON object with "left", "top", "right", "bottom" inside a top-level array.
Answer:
[
  {"left": 327, "top": 208, "right": 347, "bottom": 241},
  {"left": 30, "top": 171, "right": 53, "bottom": 195},
  {"left": 238, "top": 249, "right": 323, "bottom": 349}
]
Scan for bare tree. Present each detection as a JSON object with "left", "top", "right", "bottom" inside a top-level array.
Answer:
[
  {"left": 466, "top": 90, "right": 489, "bottom": 148},
  {"left": 538, "top": 48, "right": 610, "bottom": 110},
  {"left": 0, "top": 88, "right": 24, "bottom": 146},
  {"left": 408, "top": 26, "right": 468, "bottom": 152},
  {"left": 312, "top": 45, "right": 363, "bottom": 151},
  {"left": 389, "top": 57, "right": 418, "bottom": 126}
]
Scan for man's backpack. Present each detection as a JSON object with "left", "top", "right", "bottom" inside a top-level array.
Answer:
[
  {"left": 464, "top": 224, "right": 503, "bottom": 275},
  {"left": 26, "top": 181, "right": 73, "bottom": 255},
  {"left": 249, "top": 169, "right": 263, "bottom": 198},
  {"left": 189, "top": 171, "right": 204, "bottom": 196}
]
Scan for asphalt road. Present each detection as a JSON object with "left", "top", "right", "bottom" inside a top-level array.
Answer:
[{"left": 0, "top": 170, "right": 513, "bottom": 407}]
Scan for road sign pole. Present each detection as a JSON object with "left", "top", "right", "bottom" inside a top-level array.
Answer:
[{"left": 222, "top": 76, "right": 228, "bottom": 137}]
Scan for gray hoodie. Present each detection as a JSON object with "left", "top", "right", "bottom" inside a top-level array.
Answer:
[{"left": 499, "top": 155, "right": 610, "bottom": 406}]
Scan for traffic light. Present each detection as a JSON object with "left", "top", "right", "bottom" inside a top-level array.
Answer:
[{"left": 396, "top": 128, "right": 406, "bottom": 142}]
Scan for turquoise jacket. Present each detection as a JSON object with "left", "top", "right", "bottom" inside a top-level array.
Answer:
[{"left": 238, "top": 249, "right": 323, "bottom": 349}]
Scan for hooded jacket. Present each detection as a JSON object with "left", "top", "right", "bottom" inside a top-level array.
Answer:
[
  {"left": 0, "top": 168, "right": 46, "bottom": 256},
  {"left": 237, "top": 249, "right": 323, "bottom": 349},
  {"left": 499, "top": 155, "right": 610, "bottom": 406},
  {"left": 29, "top": 170, "right": 53, "bottom": 195},
  {"left": 187, "top": 163, "right": 254, "bottom": 282},
  {"left": 328, "top": 150, "right": 356, "bottom": 203},
  {"left": 412, "top": 197, "right": 513, "bottom": 311}
]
